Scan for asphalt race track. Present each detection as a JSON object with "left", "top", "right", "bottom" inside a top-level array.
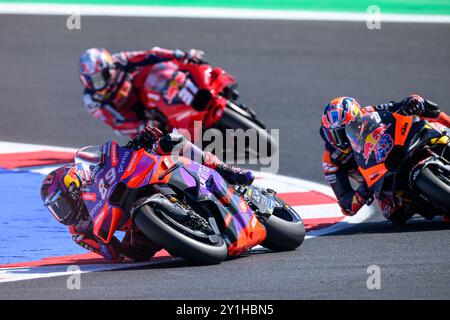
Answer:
[{"left": 0, "top": 15, "right": 450, "bottom": 299}]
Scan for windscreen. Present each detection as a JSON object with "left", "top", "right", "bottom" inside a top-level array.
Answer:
[{"left": 75, "top": 145, "right": 102, "bottom": 166}]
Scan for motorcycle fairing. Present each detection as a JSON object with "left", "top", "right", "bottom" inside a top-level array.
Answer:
[
  {"left": 350, "top": 110, "right": 446, "bottom": 205},
  {"left": 79, "top": 141, "right": 266, "bottom": 255},
  {"left": 163, "top": 161, "right": 267, "bottom": 256},
  {"left": 80, "top": 141, "right": 143, "bottom": 241},
  {"left": 140, "top": 60, "right": 235, "bottom": 137},
  {"left": 351, "top": 111, "right": 417, "bottom": 187}
]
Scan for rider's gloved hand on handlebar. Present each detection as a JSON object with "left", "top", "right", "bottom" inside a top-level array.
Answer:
[
  {"left": 400, "top": 94, "right": 441, "bottom": 118},
  {"left": 175, "top": 48, "right": 205, "bottom": 64},
  {"left": 187, "top": 48, "right": 205, "bottom": 61},
  {"left": 127, "top": 126, "right": 164, "bottom": 150},
  {"left": 139, "top": 126, "right": 164, "bottom": 148},
  {"left": 400, "top": 94, "right": 426, "bottom": 116}
]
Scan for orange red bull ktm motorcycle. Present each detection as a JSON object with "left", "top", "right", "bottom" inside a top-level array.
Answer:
[
  {"left": 74, "top": 141, "right": 305, "bottom": 264},
  {"left": 347, "top": 109, "right": 450, "bottom": 224}
]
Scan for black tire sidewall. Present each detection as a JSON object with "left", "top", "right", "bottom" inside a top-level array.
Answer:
[
  {"left": 215, "top": 107, "right": 278, "bottom": 158},
  {"left": 415, "top": 166, "right": 450, "bottom": 211},
  {"left": 261, "top": 209, "right": 305, "bottom": 252},
  {"left": 133, "top": 205, "right": 227, "bottom": 265}
]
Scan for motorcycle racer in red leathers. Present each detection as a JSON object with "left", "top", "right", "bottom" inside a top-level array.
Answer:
[
  {"left": 320, "top": 95, "right": 450, "bottom": 224},
  {"left": 40, "top": 127, "right": 254, "bottom": 262},
  {"left": 79, "top": 47, "right": 204, "bottom": 138}
]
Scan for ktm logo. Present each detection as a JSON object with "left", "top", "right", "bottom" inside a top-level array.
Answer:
[
  {"left": 369, "top": 171, "right": 380, "bottom": 181},
  {"left": 401, "top": 122, "right": 409, "bottom": 136}
]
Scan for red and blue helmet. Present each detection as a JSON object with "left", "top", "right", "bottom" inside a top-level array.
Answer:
[
  {"left": 40, "top": 164, "right": 83, "bottom": 226},
  {"left": 79, "top": 48, "right": 114, "bottom": 91},
  {"left": 321, "top": 97, "right": 362, "bottom": 151}
]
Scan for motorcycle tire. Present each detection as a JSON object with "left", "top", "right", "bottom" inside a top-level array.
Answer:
[
  {"left": 415, "top": 166, "right": 450, "bottom": 210},
  {"left": 260, "top": 197, "right": 305, "bottom": 251},
  {"left": 133, "top": 202, "right": 228, "bottom": 265},
  {"left": 214, "top": 103, "right": 278, "bottom": 159}
]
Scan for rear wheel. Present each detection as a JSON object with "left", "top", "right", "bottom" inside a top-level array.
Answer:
[
  {"left": 214, "top": 102, "right": 278, "bottom": 160},
  {"left": 132, "top": 195, "right": 227, "bottom": 265},
  {"left": 261, "top": 197, "right": 305, "bottom": 251}
]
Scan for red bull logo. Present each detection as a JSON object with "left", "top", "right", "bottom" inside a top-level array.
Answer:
[{"left": 362, "top": 124, "right": 391, "bottom": 164}]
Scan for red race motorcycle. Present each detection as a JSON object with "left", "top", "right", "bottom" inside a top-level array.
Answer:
[
  {"left": 74, "top": 141, "right": 304, "bottom": 264},
  {"left": 138, "top": 58, "right": 277, "bottom": 158}
]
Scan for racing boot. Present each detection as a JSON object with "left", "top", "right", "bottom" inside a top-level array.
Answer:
[
  {"left": 215, "top": 163, "right": 254, "bottom": 186},
  {"left": 202, "top": 150, "right": 254, "bottom": 186}
]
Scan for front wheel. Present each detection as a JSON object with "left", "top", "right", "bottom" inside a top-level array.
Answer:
[
  {"left": 132, "top": 195, "right": 227, "bottom": 265},
  {"left": 415, "top": 166, "right": 450, "bottom": 212},
  {"left": 261, "top": 197, "right": 305, "bottom": 251}
]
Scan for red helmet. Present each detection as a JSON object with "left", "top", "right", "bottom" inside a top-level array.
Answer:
[
  {"left": 40, "top": 164, "right": 83, "bottom": 226},
  {"left": 79, "top": 48, "right": 114, "bottom": 91},
  {"left": 321, "top": 97, "right": 362, "bottom": 151}
]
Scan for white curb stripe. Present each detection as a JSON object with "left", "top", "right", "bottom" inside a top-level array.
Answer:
[
  {"left": 0, "top": 141, "right": 77, "bottom": 154},
  {"left": 0, "top": 3, "right": 450, "bottom": 24},
  {"left": 305, "top": 204, "right": 376, "bottom": 239},
  {"left": 293, "top": 203, "right": 343, "bottom": 219},
  {"left": 0, "top": 259, "right": 177, "bottom": 283}
]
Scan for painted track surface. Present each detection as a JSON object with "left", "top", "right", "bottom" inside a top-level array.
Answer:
[{"left": 0, "top": 15, "right": 450, "bottom": 299}]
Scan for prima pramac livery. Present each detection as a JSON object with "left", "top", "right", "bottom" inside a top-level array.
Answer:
[{"left": 41, "top": 132, "right": 304, "bottom": 264}]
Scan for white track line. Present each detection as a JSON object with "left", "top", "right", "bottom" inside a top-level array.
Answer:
[{"left": 0, "top": 3, "right": 450, "bottom": 23}]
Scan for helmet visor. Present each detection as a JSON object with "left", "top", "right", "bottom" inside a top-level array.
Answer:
[
  {"left": 346, "top": 113, "right": 376, "bottom": 153},
  {"left": 90, "top": 70, "right": 109, "bottom": 90},
  {"left": 45, "top": 189, "right": 80, "bottom": 225}
]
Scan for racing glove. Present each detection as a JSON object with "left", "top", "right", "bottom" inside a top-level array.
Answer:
[
  {"left": 400, "top": 94, "right": 442, "bottom": 119},
  {"left": 126, "top": 126, "right": 164, "bottom": 151},
  {"left": 175, "top": 48, "right": 205, "bottom": 64},
  {"left": 400, "top": 94, "right": 426, "bottom": 115}
]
